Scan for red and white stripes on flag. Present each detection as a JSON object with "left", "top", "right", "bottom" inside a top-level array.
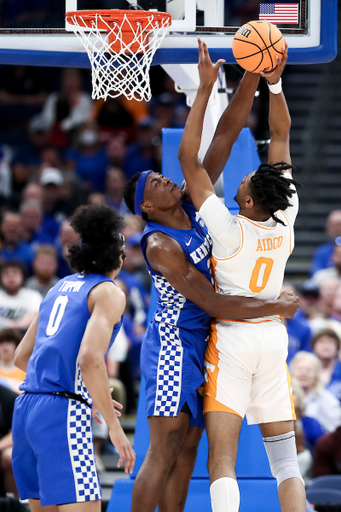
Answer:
[{"left": 259, "top": 3, "right": 299, "bottom": 24}]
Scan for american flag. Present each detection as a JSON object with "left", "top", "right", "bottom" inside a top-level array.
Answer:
[{"left": 259, "top": 3, "right": 299, "bottom": 24}]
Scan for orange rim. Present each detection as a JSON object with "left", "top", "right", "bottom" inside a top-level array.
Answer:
[{"left": 65, "top": 9, "right": 172, "bottom": 29}]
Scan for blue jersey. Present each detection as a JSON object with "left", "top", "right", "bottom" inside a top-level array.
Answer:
[
  {"left": 20, "top": 273, "right": 122, "bottom": 406},
  {"left": 141, "top": 201, "right": 213, "bottom": 335}
]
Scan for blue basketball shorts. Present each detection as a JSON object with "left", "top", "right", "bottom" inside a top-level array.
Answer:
[
  {"left": 12, "top": 392, "right": 101, "bottom": 506},
  {"left": 141, "top": 321, "right": 206, "bottom": 428}
]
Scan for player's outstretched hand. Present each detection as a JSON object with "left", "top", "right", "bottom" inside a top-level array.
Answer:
[
  {"left": 277, "top": 290, "right": 299, "bottom": 318},
  {"left": 260, "top": 42, "right": 288, "bottom": 85},
  {"left": 109, "top": 426, "right": 136, "bottom": 474},
  {"left": 197, "top": 36, "right": 225, "bottom": 90}
]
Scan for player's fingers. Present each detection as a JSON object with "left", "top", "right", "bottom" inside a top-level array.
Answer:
[
  {"left": 197, "top": 36, "right": 205, "bottom": 59},
  {"left": 93, "top": 414, "right": 103, "bottom": 425},
  {"left": 112, "top": 399, "right": 123, "bottom": 409},
  {"left": 214, "top": 59, "right": 226, "bottom": 72},
  {"left": 114, "top": 409, "right": 122, "bottom": 417},
  {"left": 117, "top": 452, "right": 125, "bottom": 469}
]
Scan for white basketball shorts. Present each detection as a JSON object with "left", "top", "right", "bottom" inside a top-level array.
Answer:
[{"left": 203, "top": 319, "right": 295, "bottom": 425}]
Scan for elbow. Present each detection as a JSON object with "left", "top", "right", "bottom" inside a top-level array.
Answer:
[{"left": 78, "top": 350, "right": 100, "bottom": 373}]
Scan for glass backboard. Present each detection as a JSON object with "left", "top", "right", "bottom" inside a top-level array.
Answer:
[{"left": 0, "top": 0, "right": 336, "bottom": 67}]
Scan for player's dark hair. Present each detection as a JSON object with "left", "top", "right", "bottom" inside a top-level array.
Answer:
[
  {"left": 123, "top": 172, "right": 148, "bottom": 221},
  {"left": 68, "top": 205, "right": 125, "bottom": 275},
  {"left": 249, "top": 162, "right": 299, "bottom": 226}
]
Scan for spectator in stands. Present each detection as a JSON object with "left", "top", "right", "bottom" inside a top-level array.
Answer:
[
  {"left": 125, "top": 117, "right": 159, "bottom": 178},
  {"left": 312, "top": 242, "right": 341, "bottom": 287},
  {"left": 291, "top": 377, "right": 325, "bottom": 451},
  {"left": 331, "top": 283, "right": 341, "bottom": 322},
  {"left": 105, "top": 167, "right": 130, "bottom": 217},
  {"left": 294, "top": 421, "right": 313, "bottom": 487},
  {"left": 87, "top": 192, "right": 106, "bottom": 206},
  {"left": 311, "top": 210, "right": 341, "bottom": 276},
  {"left": 312, "top": 328, "right": 341, "bottom": 402},
  {"left": 39, "top": 167, "right": 65, "bottom": 242},
  {"left": 65, "top": 123, "right": 108, "bottom": 192},
  {"left": 121, "top": 214, "right": 145, "bottom": 241},
  {"left": 0, "top": 383, "right": 18, "bottom": 498},
  {"left": 22, "top": 182, "right": 43, "bottom": 205},
  {"left": 313, "top": 425, "right": 341, "bottom": 477},
  {"left": 106, "top": 134, "right": 127, "bottom": 171},
  {"left": 26, "top": 245, "right": 59, "bottom": 297},
  {"left": 319, "top": 277, "right": 339, "bottom": 312},
  {"left": 0, "top": 144, "right": 12, "bottom": 206},
  {"left": 122, "top": 231, "right": 151, "bottom": 297},
  {"left": 281, "top": 281, "right": 312, "bottom": 363},
  {"left": 10, "top": 121, "right": 50, "bottom": 201},
  {"left": 19, "top": 199, "right": 56, "bottom": 250},
  {"left": 30, "top": 68, "right": 92, "bottom": 148},
  {"left": 0, "top": 261, "right": 42, "bottom": 331},
  {"left": 93, "top": 96, "right": 135, "bottom": 142},
  {"left": 0, "top": 211, "right": 34, "bottom": 272},
  {"left": 0, "top": 329, "right": 25, "bottom": 394},
  {"left": 290, "top": 351, "right": 341, "bottom": 433},
  {"left": 56, "top": 220, "right": 80, "bottom": 278}
]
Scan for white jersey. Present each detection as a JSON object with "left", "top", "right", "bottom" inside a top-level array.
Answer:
[{"left": 199, "top": 172, "right": 298, "bottom": 322}]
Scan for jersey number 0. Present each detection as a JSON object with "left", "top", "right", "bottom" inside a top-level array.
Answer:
[
  {"left": 249, "top": 257, "right": 274, "bottom": 293},
  {"left": 46, "top": 296, "right": 69, "bottom": 336}
]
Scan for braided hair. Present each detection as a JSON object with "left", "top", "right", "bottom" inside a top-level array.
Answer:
[
  {"left": 249, "top": 162, "right": 299, "bottom": 226},
  {"left": 68, "top": 204, "right": 125, "bottom": 274}
]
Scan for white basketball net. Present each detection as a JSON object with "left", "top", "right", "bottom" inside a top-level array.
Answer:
[{"left": 66, "top": 11, "right": 171, "bottom": 102}]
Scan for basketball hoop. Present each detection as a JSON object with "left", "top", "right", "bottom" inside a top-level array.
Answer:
[{"left": 65, "top": 10, "right": 172, "bottom": 102}]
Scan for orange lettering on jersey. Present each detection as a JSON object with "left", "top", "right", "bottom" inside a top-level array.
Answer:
[{"left": 256, "top": 236, "right": 283, "bottom": 252}]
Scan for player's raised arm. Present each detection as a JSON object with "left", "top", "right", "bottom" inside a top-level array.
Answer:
[
  {"left": 261, "top": 43, "right": 292, "bottom": 170},
  {"left": 178, "top": 38, "right": 224, "bottom": 211},
  {"left": 202, "top": 70, "right": 259, "bottom": 185}
]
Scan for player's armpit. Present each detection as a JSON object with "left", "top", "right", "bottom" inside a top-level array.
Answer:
[{"left": 146, "top": 233, "right": 299, "bottom": 320}]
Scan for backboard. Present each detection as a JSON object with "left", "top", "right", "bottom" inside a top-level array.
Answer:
[{"left": 0, "top": 0, "right": 336, "bottom": 68}]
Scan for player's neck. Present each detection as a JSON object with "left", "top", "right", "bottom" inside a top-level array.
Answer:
[
  {"left": 150, "top": 205, "right": 192, "bottom": 230},
  {"left": 239, "top": 207, "right": 270, "bottom": 222}
]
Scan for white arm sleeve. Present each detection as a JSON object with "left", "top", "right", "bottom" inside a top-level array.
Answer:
[{"left": 199, "top": 194, "right": 242, "bottom": 259}]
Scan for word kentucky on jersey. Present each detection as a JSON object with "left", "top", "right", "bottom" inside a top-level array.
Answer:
[{"left": 190, "top": 234, "right": 213, "bottom": 264}]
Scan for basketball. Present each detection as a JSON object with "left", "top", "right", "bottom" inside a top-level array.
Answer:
[{"left": 232, "top": 20, "right": 285, "bottom": 73}]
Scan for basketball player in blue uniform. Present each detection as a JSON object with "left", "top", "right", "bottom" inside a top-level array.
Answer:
[
  {"left": 123, "top": 66, "right": 299, "bottom": 511},
  {"left": 11, "top": 204, "right": 136, "bottom": 512}
]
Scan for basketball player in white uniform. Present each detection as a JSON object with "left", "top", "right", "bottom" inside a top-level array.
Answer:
[{"left": 179, "top": 39, "right": 306, "bottom": 512}]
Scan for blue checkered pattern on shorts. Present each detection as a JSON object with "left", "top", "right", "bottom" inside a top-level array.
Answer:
[
  {"left": 154, "top": 323, "right": 183, "bottom": 416},
  {"left": 68, "top": 399, "right": 101, "bottom": 502},
  {"left": 75, "top": 364, "right": 92, "bottom": 406},
  {"left": 152, "top": 274, "right": 186, "bottom": 325}
]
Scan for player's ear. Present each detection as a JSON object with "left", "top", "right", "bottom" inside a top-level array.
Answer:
[
  {"left": 245, "top": 195, "right": 254, "bottom": 209},
  {"left": 140, "top": 202, "right": 153, "bottom": 215}
]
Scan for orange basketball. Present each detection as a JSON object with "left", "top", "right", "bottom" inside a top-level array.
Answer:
[{"left": 232, "top": 20, "right": 285, "bottom": 73}]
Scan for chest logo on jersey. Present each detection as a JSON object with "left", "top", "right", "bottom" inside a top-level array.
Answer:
[
  {"left": 58, "top": 281, "right": 85, "bottom": 293},
  {"left": 256, "top": 236, "right": 283, "bottom": 252},
  {"left": 190, "top": 235, "right": 212, "bottom": 264}
]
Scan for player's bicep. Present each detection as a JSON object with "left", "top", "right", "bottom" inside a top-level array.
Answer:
[
  {"left": 268, "top": 138, "right": 291, "bottom": 169},
  {"left": 147, "top": 237, "right": 214, "bottom": 308}
]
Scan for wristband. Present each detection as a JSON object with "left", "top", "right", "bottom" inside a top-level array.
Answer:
[{"left": 267, "top": 78, "right": 282, "bottom": 95}]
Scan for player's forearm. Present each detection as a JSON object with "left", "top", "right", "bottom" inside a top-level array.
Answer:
[
  {"left": 207, "top": 293, "right": 287, "bottom": 320},
  {"left": 14, "top": 314, "right": 39, "bottom": 372},
  {"left": 79, "top": 352, "right": 122, "bottom": 431},
  {"left": 269, "top": 90, "right": 291, "bottom": 140},
  {"left": 203, "top": 72, "right": 259, "bottom": 183},
  {"left": 178, "top": 84, "right": 213, "bottom": 170}
]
